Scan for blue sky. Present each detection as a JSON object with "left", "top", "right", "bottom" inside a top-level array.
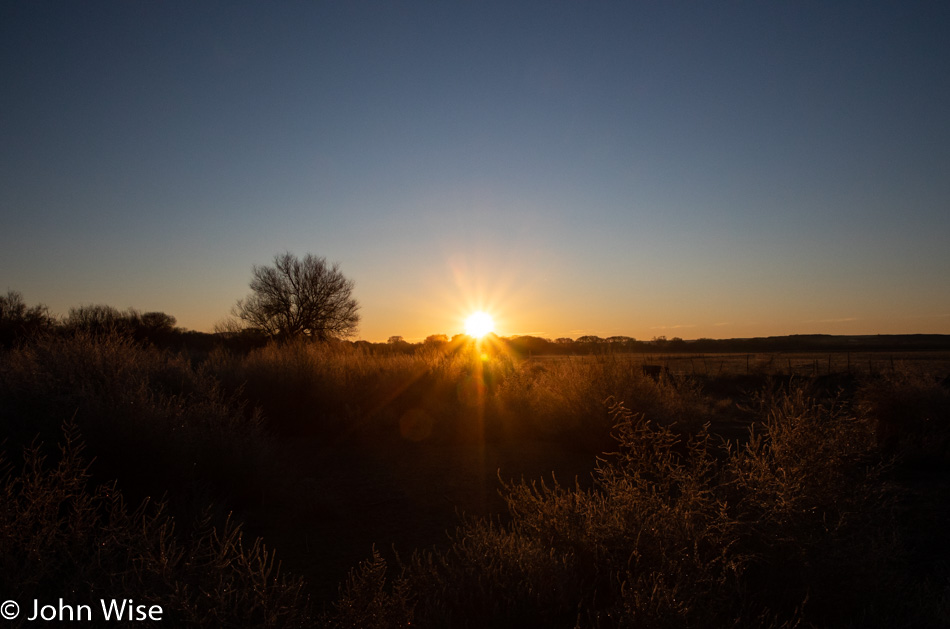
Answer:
[{"left": 2, "top": 1, "right": 949, "bottom": 341}]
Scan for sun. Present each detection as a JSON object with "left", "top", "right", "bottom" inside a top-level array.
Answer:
[{"left": 464, "top": 311, "right": 495, "bottom": 339}]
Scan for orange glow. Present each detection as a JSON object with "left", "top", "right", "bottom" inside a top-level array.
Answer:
[{"left": 464, "top": 311, "right": 495, "bottom": 338}]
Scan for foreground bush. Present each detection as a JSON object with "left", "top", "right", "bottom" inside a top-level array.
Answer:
[
  {"left": 326, "top": 390, "right": 949, "bottom": 628},
  {"left": 0, "top": 422, "right": 312, "bottom": 628},
  {"left": 857, "top": 370, "right": 950, "bottom": 464},
  {"left": 0, "top": 332, "right": 278, "bottom": 516}
]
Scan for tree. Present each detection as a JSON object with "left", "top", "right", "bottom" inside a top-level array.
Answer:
[
  {"left": 234, "top": 253, "right": 360, "bottom": 340},
  {"left": 140, "top": 311, "right": 177, "bottom": 334},
  {"left": 424, "top": 334, "right": 448, "bottom": 346},
  {"left": 64, "top": 304, "right": 127, "bottom": 335},
  {"left": 576, "top": 335, "right": 604, "bottom": 344},
  {"left": 0, "top": 290, "right": 52, "bottom": 345}
]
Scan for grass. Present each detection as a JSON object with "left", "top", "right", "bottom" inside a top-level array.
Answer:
[
  {"left": 2, "top": 331, "right": 949, "bottom": 627},
  {"left": 0, "top": 420, "right": 313, "bottom": 628},
  {"left": 0, "top": 332, "right": 280, "bottom": 520}
]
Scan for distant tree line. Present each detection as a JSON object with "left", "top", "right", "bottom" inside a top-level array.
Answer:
[
  {"left": 6, "top": 287, "right": 950, "bottom": 358},
  {"left": 7, "top": 260, "right": 950, "bottom": 359},
  {"left": 0, "top": 291, "right": 262, "bottom": 354},
  {"left": 15, "top": 250, "right": 949, "bottom": 356}
]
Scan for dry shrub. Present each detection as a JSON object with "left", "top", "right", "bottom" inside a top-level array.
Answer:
[
  {"left": 395, "top": 398, "right": 742, "bottom": 628},
  {"left": 495, "top": 356, "right": 712, "bottom": 447},
  {"left": 0, "top": 332, "right": 276, "bottom": 516},
  {"left": 857, "top": 371, "right": 950, "bottom": 463},
  {"left": 725, "top": 387, "right": 894, "bottom": 624},
  {"left": 0, "top": 421, "right": 312, "bottom": 628},
  {"left": 206, "top": 344, "right": 710, "bottom": 447},
  {"left": 340, "top": 384, "right": 943, "bottom": 628},
  {"left": 213, "top": 339, "right": 519, "bottom": 442},
  {"left": 323, "top": 547, "right": 414, "bottom": 629}
]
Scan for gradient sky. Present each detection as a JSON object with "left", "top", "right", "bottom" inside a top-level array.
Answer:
[{"left": 2, "top": 1, "right": 949, "bottom": 342}]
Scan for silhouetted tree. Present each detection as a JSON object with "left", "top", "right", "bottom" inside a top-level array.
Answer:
[
  {"left": 140, "top": 311, "right": 177, "bottom": 334},
  {"left": 424, "top": 334, "right": 449, "bottom": 345},
  {"left": 576, "top": 335, "right": 604, "bottom": 344},
  {"left": 506, "top": 335, "right": 553, "bottom": 358},
  {"left": 234, "top": 253, "right": 360, "bottom": 340},
  {"left": 0, "top": 290, "right": 52, "bottom": 346},
  {"left": 64, "top": 304, "right": 130, "bottom": 335},
  {"left": 386, "top": 335, "right": 413, "bottom": 353},
  {"left": 63, "top": 305, "right": 177, "bottom": 343}
]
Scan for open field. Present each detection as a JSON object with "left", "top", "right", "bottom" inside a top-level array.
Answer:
[
  {"left": 2, "top": 333, "right": 950, "bottom": 627},
  {"left": 528, "top": 350, "right": 950, "bottom": 378}
]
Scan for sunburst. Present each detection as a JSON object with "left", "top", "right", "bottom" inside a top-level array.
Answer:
[{"left": 464, "top": 311, "right": 495, "bottom": 339}]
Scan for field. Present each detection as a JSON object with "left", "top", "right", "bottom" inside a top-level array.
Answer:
[
  {"left": 531, "top": 350, "right": 950, "bottom": 378},
  {"left": 2, "top": 333, "right": 950, "bottom": 627}
]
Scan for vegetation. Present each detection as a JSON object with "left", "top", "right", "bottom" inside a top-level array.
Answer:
[
  {"left": 232, "top": 253, "right": 360, "bottom": 340},
  {"left": 0, "top": 421, "right": 312, "bottom": 628},
  {"left": 1, "top": 296, "right": 949, "bottom": 627},
  {"left": 0, "top": 290, "right": 53, "bottom": 347}
]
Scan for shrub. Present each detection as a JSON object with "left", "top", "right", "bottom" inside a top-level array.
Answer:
[
  {"left": 0, "top": 332, "right": 278, "bottom": 517},
  {"left": 330, "top": 385, "right": 943, "bottom": 628},
  {"left": 857, "top": 370, "right": 950, "bottom": 464},
  {"left": 398, "top": 398, "right": 742, "bottom": 628},
  {"left": 322, "top": 547, "right": 414, "bottom": 629},
  {"left": 0, "top": 421, "right": 312, "bottom": 628},
  {"left": 210, "top": 339, "right": 519, "bottom": 443},
  {"left": 494, "top": 355, "right": 712, "bottom": 450},
  {"left": 724, "top": 387, "right": 895, "bottom": 624}
]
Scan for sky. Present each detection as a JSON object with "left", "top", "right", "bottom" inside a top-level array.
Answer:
[{"left": 2, "top": 1, "right": 949, "bottom": 342}]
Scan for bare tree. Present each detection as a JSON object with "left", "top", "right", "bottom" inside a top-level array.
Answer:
[
  {"left": 234, "top": 253, "right": 360, "bottom": 340},
  {"left": 0, "top": 290, "right": 52, "bottom": 345},
  {"left": 64, "top": 304, "right": 127, "bottom": 334}
]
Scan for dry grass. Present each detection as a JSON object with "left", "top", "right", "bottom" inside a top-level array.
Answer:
[
  {"left": 0, "top": 332, "right": 278, "bottom": 518},
  {"left": 0, "top": 420, "right": 312, "bottom": 628},
  {"left": 2, "top": 333, "right": 949, "bottom": 627}
]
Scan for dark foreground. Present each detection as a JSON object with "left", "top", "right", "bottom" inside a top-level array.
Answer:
[{"left": 2, "top": 334, "right": 949, "bottom": 627}]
